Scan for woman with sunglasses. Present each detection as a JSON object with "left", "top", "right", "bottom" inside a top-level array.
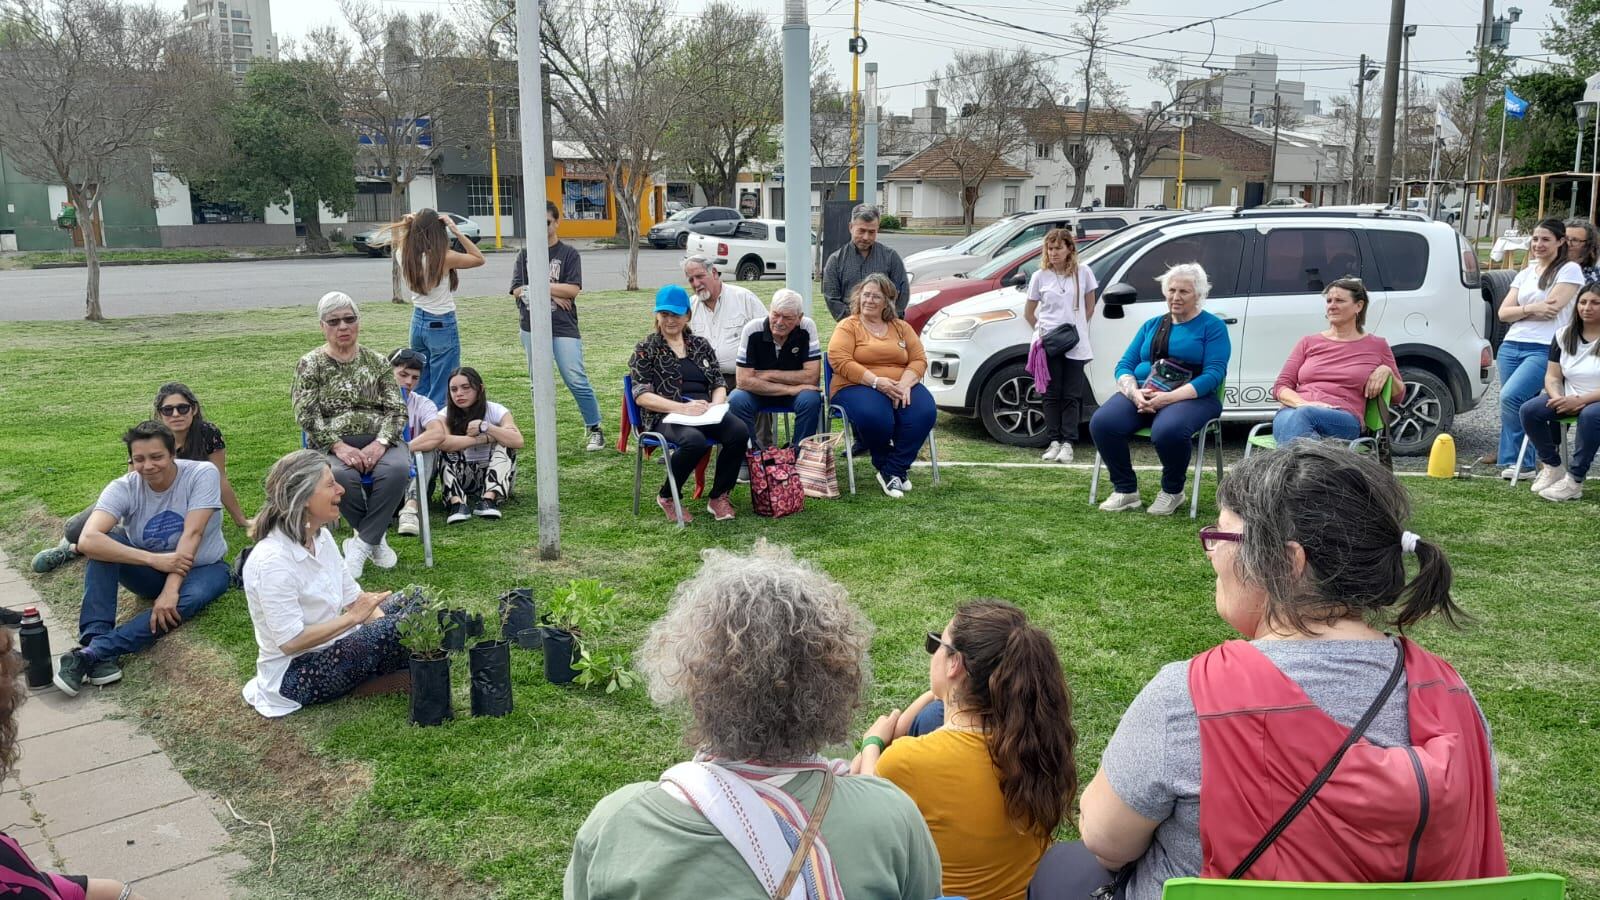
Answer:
[
  {"left": 1265, "top": 278, "right": 1402, "bottom": 447},
  {"left": 1032, "top": 442, "right": 1503, "bottom": 900},
  {"left": 854, "top": 600, "right": 1078, "bottom": 900}
]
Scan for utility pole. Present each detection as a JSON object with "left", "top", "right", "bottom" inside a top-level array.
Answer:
[
  {"left": 782, "top": 0, "right": 814, "bottom": 315},
  {"left": 1463, "top": 0, "right": 1494, "bottom": 230},
  {"left": 1351, "top": 55, "right": 1377, "bottom": 201},
  {"left": 847, "top": 0, "right": 862, "bottom": 202},
  {"left": 1401, "top": 24, "right": 1417, "bottom": 200},
  {"left": 863, "top": 62, "right": 879, "bottom": 210},
  {"left": 1374, "top": 0, "right": 1406, "bottom": 203},
  {"left": 1267, "top": 86, "right": 1282, "bottom": 200}
]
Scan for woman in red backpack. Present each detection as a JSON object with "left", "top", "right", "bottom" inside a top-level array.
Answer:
[{"left": 1031, "top": 441, "right": 1505, "bottom": 900}]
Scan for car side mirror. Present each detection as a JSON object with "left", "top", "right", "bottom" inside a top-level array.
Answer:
[
  {"left": 1101, "top": 282, "right": 1137, "bottom": 319},
  {"left": 1004, "top": 271, "right": 1028, "bottom": 288}
]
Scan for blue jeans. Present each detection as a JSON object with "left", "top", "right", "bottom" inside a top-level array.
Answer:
[
  {"left": 411, "top": 308, "right": 460, "bottom": 411},
  {"left": 521, "top": 330, "right": 603, "bottom": 428},
  {"left": 1089, "top": 391, "right": 1224, "bottom": 494},
  {"left": 1520, "top": 395, "right": 1600, "bottom": 481},
  {"left": 727, "top": 389, "right": 822, "bottom": 448},
  {"left": 1272, "top": 405, "right": 1361, "bottom": 446},
  {"left": 909, "top": 700, "right": 945, "bottom": 737},
  {"left": 79, "top": 532, "right": 230, "bottom": 661},
  {"left": 1497, "top": 340, "right": 1548, "bottom": 468},
  {"left": 830, "top": 384, "right": 937, "bottom": 481}
]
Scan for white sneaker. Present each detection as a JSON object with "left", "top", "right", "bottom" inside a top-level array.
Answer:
[
  {"left": 1530, "top": 464, "right": 1565, "bottom": 494},
  {"left": 1500, "top": 464, "right": 1535, "bottom": 480},
  {"left": 369, "top": 536, "right": 398, "bottom": 569},
  {"left": 397, "top": 505, "right": 420, "bottom": 536},
  {"left": 585, "top": 427, "right": 607, "bottom": 452},
  {"left": 1098, "top": 491, "right": 1142, "bottom": 512},
  {"left": 876, "top": 471, "right": 904, "bottom": 499},
  {"left": 1056, "top": 442, "right": 1074, "bottom": 464},
  {"left": 1539, "top": 475, "right": 1585, "bottom": 501},
  {"left": 1041, "top": 441, "right": 1062, "bottom": 462},
  {"left": 342, "top": 537, "right": 369, "bottom": 581},
  {"left": 900, "top": 475, "right": 912, "bottom": 492},
  {"left": 1147, "top": 491, "right": 1186, "bottom": 516}
]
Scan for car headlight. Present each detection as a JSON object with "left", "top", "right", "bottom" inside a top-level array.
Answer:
[
  {"left": 907, "top": 290, "right": 939, "bottom": 308},
  {"left": 926, "top": 310, "right": 1016, "bottom": 341}
]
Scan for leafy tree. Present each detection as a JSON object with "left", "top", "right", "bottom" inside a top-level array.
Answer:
[
  {"left": 1504, "top": 71, "right": 1589, "bottom": 224},
  {"left": 1104, "top": 62, "right": 1200, "bottom": 207},
  {"left": 1543, "top": 0, "right": 1600, "bottom": 74}
]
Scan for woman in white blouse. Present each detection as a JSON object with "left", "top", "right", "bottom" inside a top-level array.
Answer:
[
  {"left": 242, "top": 450, "right": 420, "bottom": 717},
  {"left": 1025, "top": 227, "right": 1098, "bottom": 463},
  {"left": 1495, "top": 217, "right": 1584, "bottom": 478},
  {"left": 1519, "top": 282, "right": 1600, "bottom": 501}
]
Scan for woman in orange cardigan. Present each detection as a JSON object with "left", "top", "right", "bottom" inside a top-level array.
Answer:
[{"left": 827, "top": 273, "right": 936, "bottom": 498}]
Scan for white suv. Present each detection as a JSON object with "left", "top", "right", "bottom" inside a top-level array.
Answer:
[{"left": 920, "top": 208, "right": 1494, "bottom": 456}]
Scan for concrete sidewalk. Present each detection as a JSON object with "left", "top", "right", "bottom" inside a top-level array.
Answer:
[{"left": 0, "top": 549, "right": 248, "bottom": 898}]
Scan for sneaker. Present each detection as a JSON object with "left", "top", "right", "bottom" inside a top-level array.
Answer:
[
  {"left": 1055, "top": 442, "right": 1074, "bottom": 464},
  {"left": 368, "top": 536, "right": 397, "bottom": 569},
  {"left": 900, "top": 475, "right": 912, "bottom": 492},
  {"left": 1499, "top": 464, "right": 1535, "bottom": 481},
  {"left": 86, "top": 657, "right": 122, "bottom": 686},
  {"left": 1530, "top": 464, "right": 1565, "bottom": 494},
  {"left": 1041, "top": 441, "right": 1063, "bottom": 462},
  {"left": 474, "top": 497, "right": 503, "bottom": 519},
  {"left": 585, "top": 427, "right": 606, "bottom": 452},
  {"left": 31, "top": 539, "right": 75, "bottom": 574},
  {"left": 656, "top": 495, "right": 693, "bottom": 523},
  {"left": 53, "top": 651, "right": 87, "bottom": 697},
  {"left": 706, "top": 495, "right": 736, "bottom": 521},
  {"left": 1098, "top": 491, "right": 1143, "bottom": 512},
  {"left": 0, "top": 608, "right": 22, "bottom": 628},
  {"left": 876, "top": 471, "right": 904, "bottom": 499},
  {"left": 737, "top": 464, "right": 750, "bottom": 484},
  {"left": 1147, "top": 491, "right": 1186, "bottom": 516},
  {"left": 446, "top": 501, "right": 472, "bottom": 525},
  {"left": 397, "top": 505, "right": 420, "bottom": 536},
  {"left": 342, "top": 537, "right": 370, "bottom": 581},
  {"left": 1539, "top": 475, "right": 1585, "bottom": 501}
]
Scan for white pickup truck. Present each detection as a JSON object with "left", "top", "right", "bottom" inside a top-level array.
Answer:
[{"left": 685, "top": 218, "right": 817, "bottom": 281}]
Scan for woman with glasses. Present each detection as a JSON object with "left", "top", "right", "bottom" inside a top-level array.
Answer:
[
  {"left": 1566, "top": 218, "right": 1600, "bottom": 284},
  {"left": 1266, "top": 278, "right": 1403, "bottom": 447},
  {"left": 1495, "top": 217, "right": 1584, "bottom": 479},
  {"left": 854, "top": 600, "right": 1078, "bottom": 900},
  {"left": 1032, "top": 443, "right": 1504, "bottom": 900}
]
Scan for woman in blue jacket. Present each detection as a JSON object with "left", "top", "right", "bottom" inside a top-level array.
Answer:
[{"left": 1089, "top": 263, "right": 1231, "bottom": 515}]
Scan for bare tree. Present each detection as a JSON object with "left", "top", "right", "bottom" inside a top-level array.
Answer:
[
  {"left": 808, "top": 45, "right": 853, "bottom": 198},
  {"left": 1103, "top": 62, "right": 1198, "bottom": 207},
  {"left": 0, "top": 0, "right": 201, "bottom": 320},
  {"left": 935, "top": 48, "right": 1042, "bottom": 228},
  {"left": 541, "top": 0, "right": 692, "bottom": 290},
  {"left": 1042, "top": 0, "right": 1125, "bottom": 207}
]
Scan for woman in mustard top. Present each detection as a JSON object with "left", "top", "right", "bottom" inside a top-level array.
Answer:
[{"left": 855, "top": 600, "right": 1080, "bottom": 900}]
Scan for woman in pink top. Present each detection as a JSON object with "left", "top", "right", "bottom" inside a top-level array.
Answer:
[{"left": 1269, "top": 278, "right": 1404, "bottom": 446}]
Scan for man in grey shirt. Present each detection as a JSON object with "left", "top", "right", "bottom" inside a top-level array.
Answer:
[
  {"left": 54, "top": 420, "right": 231, "bottom": 697},
  {"left": 822, "top": 204, "right": 910, "bottom": 321}
]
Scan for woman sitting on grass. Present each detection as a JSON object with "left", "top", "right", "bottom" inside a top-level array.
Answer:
[
  {"left": 565, "top": 541, "right": 941, "bottom": 900},
  {"left": 437, "top": 367, "right": 523, "bottom": 524},
  {"left": 855, "top": 600, "right": 1078, "bottom": 900},
  {"left": 1519, "top": 281, "right": 1600, "bottom": 501},
  {"left": 241, "top": 450, "right": 423, "bottom": 718}
]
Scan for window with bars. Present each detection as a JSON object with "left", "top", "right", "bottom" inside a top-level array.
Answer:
[{"left": 467, "top": 176, "right": 515, "bottom": 217}]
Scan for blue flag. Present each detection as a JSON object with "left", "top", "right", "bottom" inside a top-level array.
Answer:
[{"left": 1504, "top": 86, "right": 1528, "bottom": 119}]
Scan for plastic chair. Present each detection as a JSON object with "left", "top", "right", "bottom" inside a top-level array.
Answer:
[
  {"left": 1089, "top": 381, "right": 1227, "bottom": 519},
  {"left": 1161, "top": 873, "right": 1564, "bottom": 900},
  {"left": 1510, "top": 415, "right": 1580, "bottom": 488},
  {"left": 821, "top": 357, "right": 940, "bottom": 495},
  {"left": 1244, "top": 379, "right": 1394, "bottom": 459},
  {"left": 623, "top": 374, "right": 717, "bottom": 529}
]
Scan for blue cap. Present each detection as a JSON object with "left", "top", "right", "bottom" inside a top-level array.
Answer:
[{"left": 654, "top": 284, "right": 691, "bottom": 315}]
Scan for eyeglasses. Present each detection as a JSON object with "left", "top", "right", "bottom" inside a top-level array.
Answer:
[
  {"left": 158, "top": 403, "right": 194, "bottom": 417},
  {"left": 925, "top": 632, "right": 958, "bottom": 656},
  {"left": 323, "top": 315, "right": 359, "bottom": 327},
  {"left": 1198, "top": 525, "right": 1243, "bottom": 552}
]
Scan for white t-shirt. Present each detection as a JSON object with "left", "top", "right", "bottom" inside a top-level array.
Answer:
[
  {"left": 1505, "top": 261, "right": 1583, "bottom": 345},
  {"left": 404, "top": 390, "right": 440, "bottom": 436},
  {"left": 1027, "top": 264, "right": 1098, "bottom": 361},
  {"left": 1553, "top": 328, "right": 1600, "bottom": 397},
  {"left": 461, "top": 400, "right": 511, "bottom": 464},
  {"left": 691, "top": 284, "right": 767, "bottom": 373},
  {"left": 407, "top": 256, "right": 457, "bottom": 314},
  {"left": 241, "top": 527, "right": 361, "bottom": 718}
]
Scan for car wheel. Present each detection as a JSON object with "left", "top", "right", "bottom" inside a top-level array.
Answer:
[
  {"left": 1388, "top": 367, "right": 1455, "bottom": 457},
  {"left": 736, "top": 259, "right": 763, "bottom": 281},
  {"left": 978, "top": 361, "right": 1052, "bottom": 448},
  {"left": 675, "top": 233, "right": 689, "bottom": 250}
]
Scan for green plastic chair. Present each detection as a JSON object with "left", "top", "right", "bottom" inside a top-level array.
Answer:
[
  {"left": 1162, "top": 874, "right": 1565, "bottom": 900},
  {"left": 1089, "top": 381, "right": 1227, "bottom": 520},
  {"left": 1510, "top": 415, "right": 1580, "bottom": 489},
  {"left": 1245, "top": 378, "right": 1394, "bottom": 459}
]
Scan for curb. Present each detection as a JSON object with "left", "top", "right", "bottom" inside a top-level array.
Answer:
[{"left": 29, "top": 252, "right": 364, "bottom": 270}]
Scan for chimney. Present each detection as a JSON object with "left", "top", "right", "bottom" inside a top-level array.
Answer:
[
  {"left": 925, "top": 88, "right": 938, "bottom": 107},
  {"left": 1074, "top": 99, "right": 1088, "bottom": 112}
]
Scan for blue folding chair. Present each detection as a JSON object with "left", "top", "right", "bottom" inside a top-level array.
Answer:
[
  {"left": 623, "top": 374, "right": 716, "bottom": 529},
  {"left": 821, "top": 358, "right": 940, "bottom": 495}
]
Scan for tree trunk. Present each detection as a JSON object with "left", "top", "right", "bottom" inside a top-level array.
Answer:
[
  {"left": 962, "top": 185, "right": 979, "bottom": 232},
  {"left": 303, "top": 203, "right": 330, "bottom": 254},
  {"left": 1069, "top": 157, "right": 1089, "bottom": 207},
  {"left": 78, "top": 190, "right": 104, "bottom": 321}
]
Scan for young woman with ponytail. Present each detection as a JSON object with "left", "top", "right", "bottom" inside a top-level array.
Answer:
[
  {"left": 395, "top": 209, "right": 485, "bottom": 409},
  {"left": 854, "top": 600, "right": 1078, "bottom": 900},
  {"left": 1036, "top": 442, "right": 1504, "bottom": 900}
]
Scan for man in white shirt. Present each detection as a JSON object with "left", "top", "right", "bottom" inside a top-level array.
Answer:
[
  {"left": 389, "top": 348, "right": 447, "bottom": 536},
  {"left": 684, "top": 254, "right": 767, "bottom": 392}
]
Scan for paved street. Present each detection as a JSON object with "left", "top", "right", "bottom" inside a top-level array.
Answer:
[{"left": 0, "top": 234, "right": 956, "bottom": 322}]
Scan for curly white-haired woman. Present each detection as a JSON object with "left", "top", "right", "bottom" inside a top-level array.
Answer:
[{"left": 564, "top": 541, "right": 942, "bottom": 900}]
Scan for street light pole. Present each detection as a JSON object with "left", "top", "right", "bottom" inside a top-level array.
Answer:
[
  {"left": 1351, "top": 55, "right": 1377, "bottom": 201},
  {"left": 863, "top": 62, "right": 879, "bottom": 210},
  {"left": 1267, "top": 86, "right": 1282, "bottom": 200},
  {"left": 1401, "top": 24, "right": 1417, "bottom": 202},
  {"left": 782, "top": 0, "right": 814, "bottom": 315},
  {"left": 1574, "top": 101, "right": 1595, "bottom": 217}
]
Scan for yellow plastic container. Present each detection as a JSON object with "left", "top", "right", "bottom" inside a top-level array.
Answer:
[{"left": 1427, "top": 433, "right": 1457, "bottom": 478}]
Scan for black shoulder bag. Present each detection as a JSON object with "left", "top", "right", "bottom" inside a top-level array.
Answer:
[{"left": 1142, "top": 315, "right": 1196, "bottom": 393}]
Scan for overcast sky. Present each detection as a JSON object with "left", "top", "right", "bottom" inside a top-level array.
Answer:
[{"left": 163, "top": 0, "right": 1567, "bottom": 112}]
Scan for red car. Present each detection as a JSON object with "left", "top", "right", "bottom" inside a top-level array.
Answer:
[{"left": 904, "top": 240, "right": 1043, "bottom": 334}]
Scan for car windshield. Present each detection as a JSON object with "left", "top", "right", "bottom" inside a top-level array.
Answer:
[
  {"left": 970, "top": 240, "right": 1042, "bottom": 278},
  {"left": 949, "top": 218, "right": 1017, "bottom": 256},
  {"left": 1079, "top": 217, "right": 1172, "bottom": 286},
  {"left": 668, "top": 208, "right": 697, "bottom": 222}
]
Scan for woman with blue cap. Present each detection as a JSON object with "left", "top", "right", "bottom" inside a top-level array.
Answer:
[{"left": 628, "top": 285, "right": 749, "bottom": 522}]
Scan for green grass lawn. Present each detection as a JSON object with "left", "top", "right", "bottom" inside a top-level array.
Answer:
[{"left": 0, "top": 288, "right": 1595, "bottom": 898}]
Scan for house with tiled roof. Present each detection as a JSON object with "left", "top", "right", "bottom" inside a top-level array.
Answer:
[{"left": 883, "top": 137, "right": 1032, "bottom": 227}]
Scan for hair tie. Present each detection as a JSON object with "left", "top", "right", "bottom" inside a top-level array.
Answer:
[{"left": 1400, "top": 531, "right": 1421, "bottom": 554}]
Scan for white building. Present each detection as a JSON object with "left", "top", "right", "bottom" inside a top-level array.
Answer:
[
  {"left": 1181, "top": 52, "right": 1306, "bottom": 127},
  {"left": 184, "top": 0, "right": 277, "bottom": 81},
  {"left": 883, "top": 139, "right": 1031, "bottom": 226},
  {"left": 1023, "top": 109, "right": 1141, "bottom": 208}
]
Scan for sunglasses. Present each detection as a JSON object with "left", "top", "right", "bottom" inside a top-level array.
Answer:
[
  {"left": 1198, "top": 525, "right": 1243, "bottom": 552},
  {"left": 925, "top": 632, "right": 958, "bottom": 656},
  {"left": 323, "top": 315, "right": 359, "bottom": 327},
  {"left": 389, "top": 349, "right": 427, "bottom": 367},
  {"left": 158, "top": 403, "right": 194, "bottom": 417}
]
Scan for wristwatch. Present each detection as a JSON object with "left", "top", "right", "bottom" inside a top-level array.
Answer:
[{"left": 479, "top": 421, "right": 489, "bottom": 435}]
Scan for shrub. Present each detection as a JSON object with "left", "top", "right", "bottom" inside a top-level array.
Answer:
[{"left": 880, "top": 214, "right": 903, "bottom": 230}]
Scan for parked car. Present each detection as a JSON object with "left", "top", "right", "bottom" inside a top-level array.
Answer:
[
  {"left": 647, "top": 206, "right": 741, "bottom": 249},
  {"left": 919, "top": 207, "right": 1494, "bottom": 455},
  {"left": 352, "top": 212, "right": 481, "bottom": 257},
  {"left": 904, "top": 240, "right": 1044, "bottom": 335},
  {"left": 684, "top": 218, "right": 817, "bottom": 281},
  {"left": 903, "top": 207, "right": 1180, "bottom": 285},
  {"left": 1261, "top": 196, "right": 1313, "bottom": 208}
]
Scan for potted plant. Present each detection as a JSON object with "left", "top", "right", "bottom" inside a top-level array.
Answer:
[
  {"left": 499, "top": 587, "right": 539, "bottom": 649},
  {"left": 542, "top": 579, "right": 638, "bottom": 692},
  {"left": 464, "top": 592, "right": 513, "bottom": 718},
  {"left": 397, "top": 592, "right": 455, "bottom": 727},
  {"left": 438, "top": 602, "right": 481, "bottom": 653}
]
